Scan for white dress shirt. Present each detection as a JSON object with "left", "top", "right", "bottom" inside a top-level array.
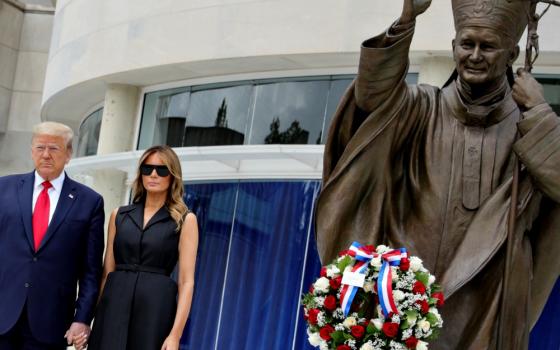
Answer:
[{"left": 32, "top": 171, "right": 65, "bottom": 224}]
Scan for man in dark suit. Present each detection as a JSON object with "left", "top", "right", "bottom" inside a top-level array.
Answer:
[{"left": 0, "top": 122, "right": 105, "bottom": 350}]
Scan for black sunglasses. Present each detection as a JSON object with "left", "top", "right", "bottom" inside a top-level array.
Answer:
[{"left": 140, "top": 164, "right": 170, "bottom": 177}]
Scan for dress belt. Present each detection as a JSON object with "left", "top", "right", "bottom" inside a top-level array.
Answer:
[{"left": 115, "top": 263, "right": 168, "bottom": 275}]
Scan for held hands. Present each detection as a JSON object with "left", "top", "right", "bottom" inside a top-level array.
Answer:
[
  {"left": 400, "top": 0, "right": 432, "bottom": 23},
  {"left": 512, "top": 68, "right": 546, "bottom": 110},
  {"left": 64, "top": 322, "right": 90, "bottom": 350}
]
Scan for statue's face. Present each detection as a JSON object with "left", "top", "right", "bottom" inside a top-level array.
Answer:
[{"left": 453, "top": 27, "right": 518, "bottom": 89}]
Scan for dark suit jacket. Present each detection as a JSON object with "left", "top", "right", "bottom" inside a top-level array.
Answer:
[{"left": 0, "top": 171, "right": 105, "bottom": 345}]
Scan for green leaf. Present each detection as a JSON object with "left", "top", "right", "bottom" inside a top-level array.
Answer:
[
  {"left": 400, "top": 319, "right": 410, "bottom": 329},
  {"left": 367, "top": 323, "right": 376, "bottom": 334},
  {"left": 405, "top": 310, "right": 419, "bottom": 324},
  {"left": 337, "top": 256, "right": 353, "bottom": 273},
  {"left": 431, "top": 283, "right": 442, "bottom": 293},
  {"left": 415, "top": 272, "right": 430, "bottom": 286},
  {"left": 426, "top": 312, "right": 438, "bottom": 326},
  {"left": 331, "top": 331, "right": 346, "bottom": 343},
  {"left": 426, "top": 328, "right": 441, "bottom": 341}
]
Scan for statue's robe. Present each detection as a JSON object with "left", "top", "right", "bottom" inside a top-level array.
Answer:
[{"left": 315, "top": 24, "right": 560, "bottom": 349}]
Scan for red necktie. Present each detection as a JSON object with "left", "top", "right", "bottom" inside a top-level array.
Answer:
[{"left": 32, "top": 181, "right": 52, "bottom": 251}]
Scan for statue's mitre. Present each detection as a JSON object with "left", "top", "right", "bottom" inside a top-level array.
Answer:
[{"left": 452, "top": 0, "right": 530, "bottom": 43}]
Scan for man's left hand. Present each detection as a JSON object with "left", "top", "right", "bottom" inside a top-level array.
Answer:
[
  {"left": 512, "top": 68, "right": 546, "bottom": 110},
  {"left": 65, "top": 322, "right": 90, "bottom": 350}
]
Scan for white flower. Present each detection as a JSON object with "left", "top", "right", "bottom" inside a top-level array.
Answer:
[
  {"left": 376, "top": 245, "right": 391, "bottom": 254},
  {"left": 363, "top": 281, "right": 375, "bottom": 292},
  {"left": 319, "top": 341, "right": 329, "bottom": 350},
  {"left": 393, "top": 290, "right": 405, "bottom": 301},
  {"left": 410, "top": 256, "right": 423, "bottom": 272},
  {"left": 343, "top": 316, "right": 357, "bottom": 328},
  {"left": 360, "top": 342, "right": 375, "bottom": 350},
  {"left": 308, "top": 332, "right": 322, "bottom": 346},
  {"left": 370, "top": 256, "right": 382, "bottom": 267},
  {"left": 417, "top": 340, "right": 429, "bottom": 350},
  {"left": 417, "top": 318, "right": 431, "bottom": 332},
  {"left": 391, "top": 266, "right": 400, "bottom": 283},
  {"left": 428, "top": 274, "right": 436, "bottom": 286},
  {"left": 429, "top": 307, "right": 440, "bottom": 317},
  {"left": 372, "top": 318, "right": 384, "bottom": 330},
  {"left": 327, "top": 266, "right": 340, "bottom": 278},
  {"left": 314, "top": 277, "right": 330, "bottom": 293}
]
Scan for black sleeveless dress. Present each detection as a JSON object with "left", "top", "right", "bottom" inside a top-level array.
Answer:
[{"left": 89, "top": 203, "right": 181, "bottom": 350}]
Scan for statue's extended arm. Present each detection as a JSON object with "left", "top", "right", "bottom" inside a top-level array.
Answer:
[
  {"left": 355, "top": 0, "right": 431, "bottom": 113},
  {"left": 512, "top": 69, "right": 560, "bottom": 202}
]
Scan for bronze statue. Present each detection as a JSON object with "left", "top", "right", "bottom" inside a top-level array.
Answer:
[{"left": 315, "top": 0, "right": 560, "bottom": 348}]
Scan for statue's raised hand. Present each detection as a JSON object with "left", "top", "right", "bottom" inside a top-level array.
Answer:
[{"left": 400, "top": 0, "right": 432, "bottom": 23}]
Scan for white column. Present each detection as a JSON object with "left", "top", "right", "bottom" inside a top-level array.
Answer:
[
  {"left": 94, "top": 84, "right": 140, "bottom": 222},
  {"left": 417, "top": 56, "right": 456, "bottom": 88}
]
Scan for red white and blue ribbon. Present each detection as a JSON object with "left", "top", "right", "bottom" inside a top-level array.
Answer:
[
  {"left": 339, "top": 242, "right": 407, "bottom": 318},
  {"left": 377, "top": 248, "right": 407, "bottom": 317}
]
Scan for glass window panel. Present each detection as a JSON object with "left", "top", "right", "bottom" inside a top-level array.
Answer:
[
  {"left": 138, "top": 87, "right": 189, "bottom": 149},
  {"left": 536, "top": 76, "right": 560, "bottom": 115},
  {"left": 183, "top": 85, "right": 252, "bottom": 146},
  {"left": 76, "top": 108, "right": 103, "bottom": 157},
  {"left": 249, "top": 80, "right": 329, "bottom": 145}
]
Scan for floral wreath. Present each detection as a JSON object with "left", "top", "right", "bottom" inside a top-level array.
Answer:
[{"left": 302, "top": 242, "right": 445, "bottom": 350}]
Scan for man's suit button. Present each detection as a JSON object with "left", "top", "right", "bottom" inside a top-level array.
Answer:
[
  {"left": 32, "top": 257, "right": 37, "bottom": 262},
  {"left": 24, "top": 282, "right": 30, "bottom": 288}
]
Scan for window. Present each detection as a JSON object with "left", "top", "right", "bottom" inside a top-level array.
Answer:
[
  {"left": 76, "top": 108, "right": 103, "bottom": 157},
  {"left": 138, "top": 75, "right": 418, "bottom": 149},
  {"left": 536, "top": 76, "right": 560, "bottom": 115}
]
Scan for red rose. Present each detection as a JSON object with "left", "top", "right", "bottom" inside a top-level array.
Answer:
[
  {"left": 330, "top": 276, "right": 342, "bottom": 290},
  {"left": 432, "top": 292, "right": 445, "bottom": 307},
  {"left": 416, "top": 300, "right": 429, "bottom": 314},
  {"left": 338, "top": 249, "right": 352, "bottom": 257},
  {"left": 337, "top": 346, "right": 351, "bottom": 350},
  {"left": 309, "top": 285, "right": 314, "bottom": 293},
  {"left": 308, "top": 308, "right": 320, "bottom": 325},
  {"left": 324, "top": 295, "right": 337, "bottom": 311},
  {"left": 405, "top": 336, "right": 419, "bottom": 349},
  {"left": 320, "top": 267, "right": 327, "bottom": 277},
  {"left": 351, "top": 325, "right": 365, "bottom": 339},
  {"left": 412, "top": 281, "right": 426, "bottom": 294},
  {"left": 382, "top": 322, "right": 399, "bottom": 338},
  {"left": 320, "top": 325, "right": 335, "bottom": 340},
  {"left": 400, "top": 258, "right": 410, "bottom": 271}
]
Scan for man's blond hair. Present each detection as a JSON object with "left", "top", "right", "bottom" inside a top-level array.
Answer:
[{"left": 32, "top": 122, "right": 74, "bottom": 150}]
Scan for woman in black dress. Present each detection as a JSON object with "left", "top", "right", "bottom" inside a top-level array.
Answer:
[{"left": 86, "top": 145, "right": 198, "bottom": 350}]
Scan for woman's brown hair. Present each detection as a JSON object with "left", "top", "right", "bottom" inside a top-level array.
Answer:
[{"left": 131, "top": 145, "right": 188, "bottom": 231}]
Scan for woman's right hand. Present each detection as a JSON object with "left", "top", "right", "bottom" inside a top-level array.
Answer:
[{"left": 400, "top": 0, "right": 432, "bottom": 23}]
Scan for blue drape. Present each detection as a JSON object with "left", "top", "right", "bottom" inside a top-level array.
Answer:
[
  {"left": 179, "top": 180, "right": 559, "bottom": 350},
  {"left": 530, "top": 278, "right": 560, "bottom": 350}
]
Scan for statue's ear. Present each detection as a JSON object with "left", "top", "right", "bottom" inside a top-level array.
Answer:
[{"left": 509, "top": 45, "right": 520, "bottom": 66}]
